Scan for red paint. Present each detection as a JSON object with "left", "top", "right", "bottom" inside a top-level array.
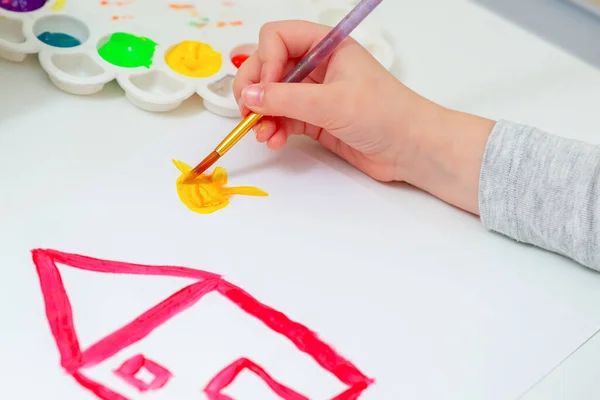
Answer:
[
  {"left": 217, "top": 283, "right": 371, "bottom": 388},
  {"left": 73, "top": 372, "right": 128, "bottom": 400},
  {"left": 114, "top": 354, "right": 172, "bottom": 391},
  {"left": 31, "top": 249, "right": 373, "bottom": 399},
  {"left": 205, "top": 357, "right": 308, "bottom": 400},
  {"left": 231, "top": 54, "right": 249, "bottom": 69}
]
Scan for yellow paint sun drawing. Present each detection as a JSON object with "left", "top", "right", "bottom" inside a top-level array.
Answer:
[{"left": 173, "top": 160, "right": 268, "bottom": 214}]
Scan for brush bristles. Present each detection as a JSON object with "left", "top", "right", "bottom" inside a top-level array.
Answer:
[{"left": 183, "top": 151, "right": 221, "bottom": 183}]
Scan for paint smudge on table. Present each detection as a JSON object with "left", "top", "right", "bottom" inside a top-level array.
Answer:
[
  {"left": 216, "top": 20, "right": 243, "bottom": 28},
  {"left": 100, "top": 0, "right": 135, "bottom": 21},
  {"left": 173, "top": 159, "right": 267, "bottom": 214},
  {"left": 110, "top": 15, "right": 133, "bottom": 21},
  {"left": 189, "top": 19, "right": 209, "bottom": 29},
  {"left": 168, "top": 3, "right": 194, "bottom": 10},
  {"left": 100, "top": 0, "right": 134, "bottom": 6},
  {"left": 98, "top": 32, "right": 157, "bottom": 68},
  {"left": 168, "top": 2, "right": 243, "bottom": 29},
  {"left": 165, "top": 40, "right": 222, "bottom": 78}
]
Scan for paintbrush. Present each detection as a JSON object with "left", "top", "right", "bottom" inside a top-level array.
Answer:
[{"left": 183, "top": 0, "right": 384, "bottom": 183}]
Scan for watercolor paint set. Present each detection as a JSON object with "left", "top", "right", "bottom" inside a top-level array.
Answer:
[{"left": 0, "top": 0, "right": 393, "bottom": 117}]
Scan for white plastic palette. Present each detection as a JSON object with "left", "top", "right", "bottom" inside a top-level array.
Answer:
[{"left": 0, "top": 0, "right": 393, "bottom": 117}]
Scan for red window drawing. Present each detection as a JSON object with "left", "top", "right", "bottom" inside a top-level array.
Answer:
[
  {"left": 31, "top": 249, "right": 373, "bottom": 399},
  {"left": 114, "top": 354, "right": 171, "bottom": 392}
]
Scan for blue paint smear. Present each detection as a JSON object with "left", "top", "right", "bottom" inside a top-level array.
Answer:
[{"left": 37, "top": 32, "right": 81, "bottom": 48}]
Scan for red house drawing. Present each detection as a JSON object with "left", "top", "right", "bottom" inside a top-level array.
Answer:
[{"left": 31, "top": 249, "right": 373, "bottom": 399}]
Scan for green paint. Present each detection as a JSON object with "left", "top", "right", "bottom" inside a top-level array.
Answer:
[{"left": 97, "top": 32, "right": 157, "bottom": 68}]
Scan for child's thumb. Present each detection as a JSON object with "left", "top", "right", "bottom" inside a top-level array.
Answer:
[{"left": 240, "top": 82, "right": 342, "bottom": 129}]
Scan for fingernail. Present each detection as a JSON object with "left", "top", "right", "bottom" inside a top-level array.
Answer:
[{"left": 242, "top": 85, "right": 263, "bottom": 107}]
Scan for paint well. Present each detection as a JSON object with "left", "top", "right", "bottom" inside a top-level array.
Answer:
[
  {"left": 231, "top": 54, "right": 248, "bottom": 68},
  {"left": 51, "top": 53, "right": 105, "bottom": 78},
  {"left": 165, "top": 40, "right": 222, "bottom": 78},
  {"left": 33, "top": 15, "right": 89, "bottom": 48},
  {"left": 229, "top": 43, "right": 256, "bottom": 69},
  {"left": 0, "top": 16, "right": 25, "bottom": 44},
  {"left": 207, "top": 74, "right": 234, "bottom": 97},
  {"left": 98, "top": 32, "right": 157, "bottom": 68},
  {"left": 129, "top": 70, "right": 185, "bottom": 95},
  {"left": 0, "top": 0, "right": 46, "bottom": 12}
]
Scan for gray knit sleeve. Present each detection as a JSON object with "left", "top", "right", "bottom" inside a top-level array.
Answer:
[{"left": 479, "top": 119, "right": 600, "bottom": 271}]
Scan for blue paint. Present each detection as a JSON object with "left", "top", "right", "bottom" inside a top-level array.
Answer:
[{"left": 37, "top": 32, "right": 81, "bottom": 48}]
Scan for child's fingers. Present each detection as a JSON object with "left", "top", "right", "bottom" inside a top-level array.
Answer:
[
  {"left": 263, "top": 117, "right": 312, "bottom": 150},
  {"left": 255, "top": 118, "right": 277, "bottom": 142},
  {"left": 257, "top": 20, "right": 336, "bottom": 83},
  {"left": 233, "top": 52, "right": 261, "bottom": 103},
  {"left": 241, "top": 81, "right": 347, "bottom": 130},
  {"left": 258, "top": 20, "right": 335, "bottom": 62},
  {"left": 266, "top": 116, "right": 311, "bottom": 139},
  {"left": 267, "top": 128, "right": 288, "bottom": 150}
]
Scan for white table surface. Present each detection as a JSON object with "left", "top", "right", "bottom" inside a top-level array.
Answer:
[{"left": 2, "top": 0, "right": 600, "bottom": 398}]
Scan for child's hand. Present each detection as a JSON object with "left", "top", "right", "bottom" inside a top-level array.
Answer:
[
  {"left": 234, "top": 20, "right": 495, "bottom": 215},
  {"left": 233, "top": 20, "right": 432, "bottom": 182}
]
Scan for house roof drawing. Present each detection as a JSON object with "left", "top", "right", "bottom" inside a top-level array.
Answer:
[{"left": 31, "top": 248, "right": 373, "bottom": 399}]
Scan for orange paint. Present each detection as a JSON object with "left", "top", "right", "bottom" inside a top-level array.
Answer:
[
  {"left": 173, "top": 160, "right": 267, "bottom": 214},
  {"left": 101, "top": 0, "right": 134, "bottom": 5},
  {"left": 215, "top": 20, "right": 243, "bottom": 28},
  {"left": 111, "top": 15, "right": 133, "bottom": 20},
  {"left": 168, "top": 3, "right": 195, "bottom": 9}
]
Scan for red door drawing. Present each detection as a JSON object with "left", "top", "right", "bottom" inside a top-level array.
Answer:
[{"left": 32, "top": 249, "right": 373, "bottom": 399}]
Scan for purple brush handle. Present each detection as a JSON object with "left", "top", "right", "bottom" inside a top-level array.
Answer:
[{"left": 282, "top": 0, "right": 384, "bottom": 83}]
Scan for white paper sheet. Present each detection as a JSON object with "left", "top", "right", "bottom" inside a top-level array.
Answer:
[{"left": 2, "top": 117, "right": 600, "bottom": 400}]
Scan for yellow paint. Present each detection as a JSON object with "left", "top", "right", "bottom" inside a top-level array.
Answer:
[
  {"left": 165, "top": 40, "right": 222, "bottom": 78},
  {"left": 50, "top": 0, "right": 66, "bottom": 11},
  {"left": 173, "top": 160, "right": 267, "bottom": 214}
]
